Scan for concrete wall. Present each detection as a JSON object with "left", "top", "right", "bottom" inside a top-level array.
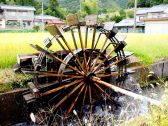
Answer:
[
  {"left": 145, "top": 20, "right": 168, "bottom": 34},
  {"left": 0, "top": 89, "right": 29, "bottom": 126}
]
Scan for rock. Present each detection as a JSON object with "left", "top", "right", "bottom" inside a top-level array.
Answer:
[{"left": 122, "top": 75, "right": 142, "bottom": 93}]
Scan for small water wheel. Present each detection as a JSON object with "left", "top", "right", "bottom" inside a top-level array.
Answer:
[{"left": 22, "top": 14, "right": 130, "bottom": 123}]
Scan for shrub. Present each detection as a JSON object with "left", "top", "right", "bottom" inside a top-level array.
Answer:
[{"left": 33, "top": 25, "right": 40, "bottom": 32}]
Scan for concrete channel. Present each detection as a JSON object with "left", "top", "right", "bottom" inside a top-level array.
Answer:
[{"left": 0, "top": 59, "right": 168, "bottom": 125}]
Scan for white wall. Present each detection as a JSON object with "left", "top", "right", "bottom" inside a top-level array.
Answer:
[
  {"left": 0, "top": 18, "right": 5, "bottom": 28},
  {"left": 4, "top": 10, "right": 34, "bottom": 21},
  {"left": 145, "top": 20, "right": 168, "bottom": 34}
]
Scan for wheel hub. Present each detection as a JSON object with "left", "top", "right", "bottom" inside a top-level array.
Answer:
[{"left": 84, "top": 72, "right": 95, "bottom": 84}]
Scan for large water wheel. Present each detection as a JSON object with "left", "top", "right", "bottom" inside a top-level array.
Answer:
[{"left": 21, "top": 14, "right": 131, "bottom": 124}]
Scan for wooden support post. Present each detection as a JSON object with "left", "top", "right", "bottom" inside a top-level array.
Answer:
[{"left": 93, "top": 77, "right": 161, "bottom": 106}]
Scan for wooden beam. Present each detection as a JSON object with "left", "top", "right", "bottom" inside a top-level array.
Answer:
[{"left": 92, "top": 77, "right": 161, "bottom": 106}]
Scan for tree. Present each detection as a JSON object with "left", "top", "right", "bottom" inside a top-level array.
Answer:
[
  {"left": 127, "top": 9, "right": 134, "bottom": 18},
  {"left": 127, "top": 0, "right": 134, "bottom": 8},
  {"left": 48, "top": 0, "right": 59, "bottom": 10},
  {"left": 81, "top": 0, "right": 99, "bottom": 16},
  {"left": 127, "top": 0, "right": 165, "bottom": 8},
  {"left": 45, "top": 0, "right": 66, "bottom": 19},
  {"left": 83, "top": 4, "right": 92, "bottom": 15},
  {"left": 111, "top": 15, "right": 123, "bottom": 23},
  {"left": 15, "top": 0, "right": 35, "bottom": 6},
  {"left": 119, "top": 9, "right": 126, "bottom": 18},
  {"left": 0, "top": 0, "right": 6, "bottom": 3},
  {"left": 163, "top": 0, "right": 168, "bottom": 3}
]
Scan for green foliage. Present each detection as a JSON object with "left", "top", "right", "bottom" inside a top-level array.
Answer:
[
  {"left": 33, "top": 25, "right": 40, "bottom": 32},
  {"left": 111, "top": 15, "right": 123, "bottom": 23},
  {"left": 0, "top": 0, "right": 6, "bottom": 3},
  {"left": 0, "top": 69, "right": 33, "bottom": 92},
  {"left": 163, "top": 0, "right": 168, "bottom": 3},
  {"left": 45, "top": 0, "right": 66, "bottom": 19},
  {"left": 58, "top": 0, "right": 80, "bottom": 13},
  {"left": 127, "top": 0, "right": 168, "bottom": 8},
  {"left": 0, "top": 29, "right": 37, "bottom": 33},
  {"left": 126, "top": 9, "right": 134, "bottom": 18},
  {"left": 15, "top": 0, "right": 35, "bottom": 6},
  {"left": 116, "top": 0, "right": 128, "bottom": 8},
  {"left": 110, "top": 9, "right": 126, "bottom": 23},
  {"left": 80, "top": 0, "right": 98, "bottom": 16},
  {"left": 146, "top": 88, "right": 168, "bottom": 126},
  {"left": 58, "top": 0, "right": 121, "bottom": 14},
  {"left": 119, "top": 9, "right": 126, "bottom": 18}
]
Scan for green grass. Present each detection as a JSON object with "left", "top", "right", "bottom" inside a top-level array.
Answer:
[
  {"left": 0, "top": 33, "right": 50, "bottom": 68},
  {"left": 125, "top": 33, "right": 168, "bottom": 65},
  {"left": 0, "top": 32, "right": 168, "bottom": 68},
  {"left": 0, "top": 69, "right": 33, "bottom": 92},
  {"left": 122, "top": 86, "right": 168, "bottom": 126}
]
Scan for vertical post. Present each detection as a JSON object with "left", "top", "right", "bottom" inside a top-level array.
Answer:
[
  {"left": 133, "top": 0, "right": 137, "bottom": 32},
  {"left": 80, "top": 0, "right": 82, "bottom": 12},
  {"left": 42, "top": 0, "right": 44, "bottom": 32}
]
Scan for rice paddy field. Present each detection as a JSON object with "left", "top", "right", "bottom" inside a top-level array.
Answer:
[{"left": 0, "top": 32, "right": 168, "bottom": 68}]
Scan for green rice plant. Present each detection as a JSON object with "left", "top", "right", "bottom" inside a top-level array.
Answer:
[
  {"left": 125, "top": 33, "right": 168, "bottom": 65},
  {"left": 0, "top": 33, "right": 168, "bottom": 68}
]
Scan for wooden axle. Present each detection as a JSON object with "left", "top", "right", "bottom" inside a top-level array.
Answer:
[{"left": 92, "top": 77, "right": 161, "bottom": 107}]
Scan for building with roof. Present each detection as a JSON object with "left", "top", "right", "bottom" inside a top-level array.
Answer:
[
  {"left": 34, "top": 14, "right": 64, "bottom": 27},
  {"left": 114, "top": 18, "right": 145, "bottom": 33},
  {"left": 115, "top": 4, "right": 168, "bottom": 34},
  {"left": 0, "top": 4, "right": 36, "bottom": 29},
  {"left": 136, "top": 8, "right": 149, "bottom": 22},
  {"left": 144, "top": 4, "right": 168, "bottom": 34},
  {"left": 0, "top": 4, "right": 65, "bottom": 30},
  {"left": 136, "top": 4, "right": 168, "bottom": 22}
]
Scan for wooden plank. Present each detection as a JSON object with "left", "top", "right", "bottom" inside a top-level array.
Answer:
[{"left": 93, "top": 77, "right": 161, "bottom": 106}]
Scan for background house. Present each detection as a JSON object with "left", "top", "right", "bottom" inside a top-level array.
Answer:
[
  {"left": 0, "top": 4, "right": 65, "bottom": 30},
  {"left": 136, "top": 4, "right": 168, "bottom": 34},
  {"left": 115, "top": 19, "right": 145, "bottom": 33},
  {"left": 143, "top": 4, "right": 168, "bottom": 34},
  {"left": 34, "top": 14, "right": 64, "bottom": 28},
  {"left": 0, "top": 4, "right": 35, "bottom": 29},
  {"left": 115, "top": 4, "right": 168, "bottom": 34}
]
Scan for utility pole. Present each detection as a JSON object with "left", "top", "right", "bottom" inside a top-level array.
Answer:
[
  {"left": 42, "top": 0, "right": 44, "bottom": 32},
  {"left": 133, "top": 0, "right": 137, "bottom": 32},
  {"left": 80, "top": 0, "right": 82, "bottom": 12}
]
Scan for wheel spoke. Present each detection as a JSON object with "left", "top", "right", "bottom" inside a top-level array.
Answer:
[
  {"left": 85, "top": 27, "right": 89, "bottom": 48},
  {"left": 51, "top": 82, "right": 84, "bottom": 111},
  {"left": 70, "top": 29, "right": 78, "bottom": 50},
  {"left": 77, "top": 26, "right": 88, "bottom": 72},
  {"left": 93, "top": 33, "right": 101, "bottom": 50},
  {"left": 89, "top": 85, "right": 92, "bottom": 114},
  {"left": 30, "top": 44, "right": 84, "bottom": 76},
  {"left": 61, "top": 36, "right": 87, "bottom": 73},
  {"left": 95, "top": 58, "right": 124, "bottom": 74},
  {"left": 24, "top": 71, "right": 83, "bottom": 79},
  {"left": 96, "top": 72, "right": 125, "bottom": 78},
  {"left": 65, "top": 84, "right": 85, "bottom": 117},
  {"left": 94, "top": 83, "right": 114, "bottom": 102},
  {"left": 56, "top": 38, "right": 67, "bottom": 51},
  {"left": 92, "top": 48, "right": 116, "bottom": 73},
  {"left": 90, "top": 35, "right": 109, "bottom": 72},
  {"left": 89, "top": 27, "right": 97, "bottom": 71},
  {"left": 46, "top": 24, "right": 85, "bottom": 73},
  {"left": 42, "top": 79, "right": 83, "bottom": 96},
  {"left": 80, "top": 85, "right": 88, "bottom": 116}
]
